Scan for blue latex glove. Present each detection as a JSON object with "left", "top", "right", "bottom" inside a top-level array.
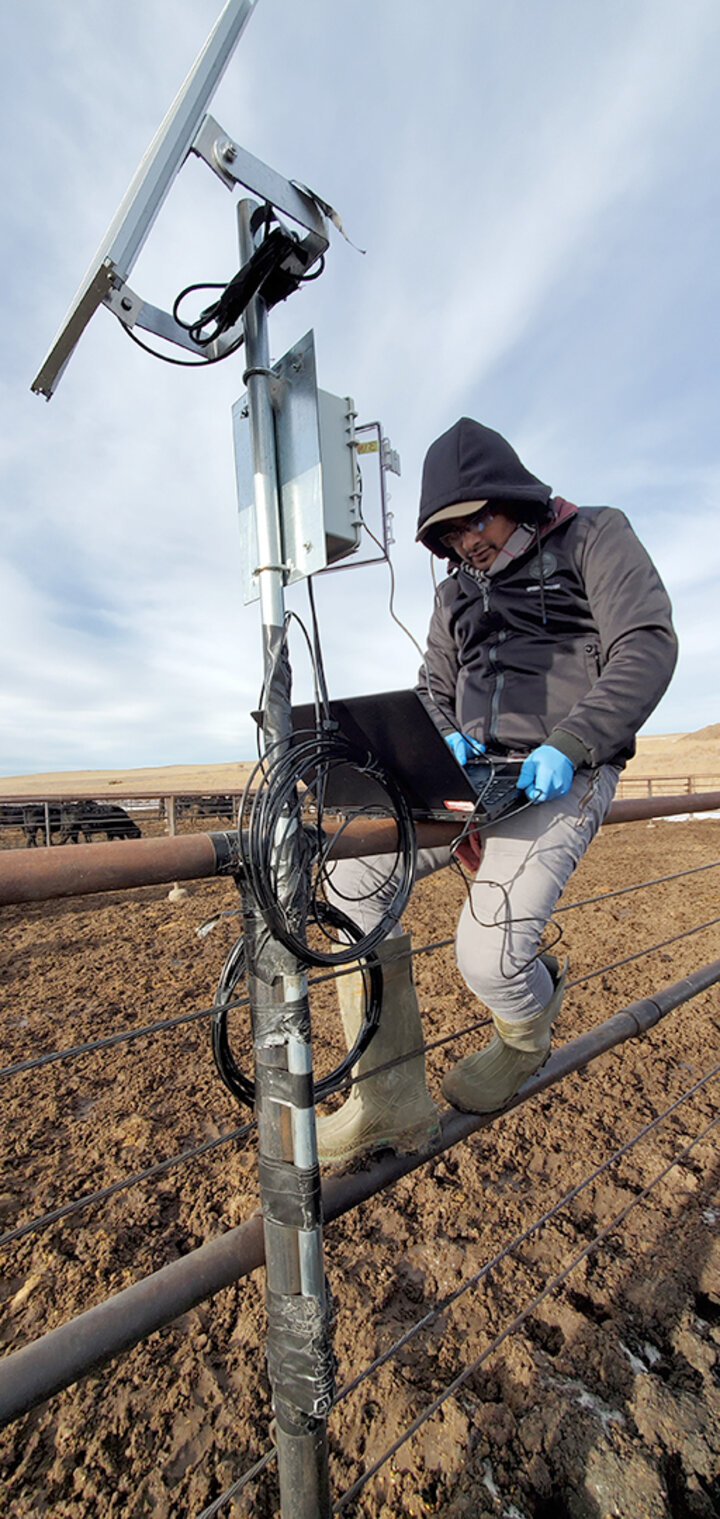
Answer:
[
  {"left": 518, "top": 744, "right": 574, "bottom": 803},
  {"left": 445, "top": 732, "right": 486, "bottom": 766}
]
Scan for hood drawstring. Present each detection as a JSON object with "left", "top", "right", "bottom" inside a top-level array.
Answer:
[{"left": 534, "top": 523, "right": 548, "bottom": 626}]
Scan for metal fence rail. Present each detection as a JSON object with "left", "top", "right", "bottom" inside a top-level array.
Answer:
[
  {"left": 1, "top": 955, "right": 719, "bottom": 1428},
  {"left": 615, "top": 772, "right": 720, "bottom": 798},
  {"left": 1, "top": 790, "right": 720, "bottom": 907},
  {"left": 1, "top": 807, "right": 719, "bottom": 1515}
]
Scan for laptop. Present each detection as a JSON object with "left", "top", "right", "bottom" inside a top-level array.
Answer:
[{"left": 281, "top": 689, "right": 526, "bottom": 823}]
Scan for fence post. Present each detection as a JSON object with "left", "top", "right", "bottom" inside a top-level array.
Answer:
[{"left": 236, "top": 197, "right": 333, "bottom": 1518}]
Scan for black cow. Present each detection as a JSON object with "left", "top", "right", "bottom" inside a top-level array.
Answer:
[
  {"left": 159, "top": 794, "right": 235, "bottom": 823},
  {"left": 0, "top": 804, "right": 25, "bottom": 830},
  {"left": 61, "top": 800, "right": 141, "bottom": 842},
  {"left": 22, "top": 805, "right": 63, "bottom": 847},
  {"left": 191, "top": 794, "right": 235, "bottom": 821}
]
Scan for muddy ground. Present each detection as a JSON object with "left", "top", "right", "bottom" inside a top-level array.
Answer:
[{"left": 1, "top": 815, "right": 719, "bottom": 1518}]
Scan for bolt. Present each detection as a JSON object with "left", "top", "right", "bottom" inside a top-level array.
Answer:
[
  {"left": 219, "top": 139, "right": 237, "bottom": 164},
  {"left": 120, "top": 297, "right": 133, "bottom": 312}
]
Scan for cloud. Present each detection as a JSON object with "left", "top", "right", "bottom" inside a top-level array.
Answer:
[{"left": 2, "top": 0, "right": 719, "bottom": 775}]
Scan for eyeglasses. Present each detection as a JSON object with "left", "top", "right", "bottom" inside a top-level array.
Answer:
[{"left": 438, "top": 507, "right": 496, "bottom": 548}]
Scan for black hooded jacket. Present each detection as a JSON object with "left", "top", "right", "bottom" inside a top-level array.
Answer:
[
  {"left": 417, "top": 417, "right": 552, "bottom": 556},
  {"left": 415, "top": 419, "right": 678, "bottom": 768}
]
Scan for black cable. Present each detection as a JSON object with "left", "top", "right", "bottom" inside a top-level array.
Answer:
[
  {"left": 180, "top": 228, "right": 302, "bottom": 347},
  {"left": 172, "top": 281, "right": 226, "bottom": 330},
  {"left": 306, "top": 579, "right": 331, "bottom": 717},
  {"left": 212, "top": 903, "right": 384, "bottom": 1109},
  {"left": 238, "top": 729, "right": 417, "bottom": 966},
  {"left": 123, "top": 201, "right": 323, "bottom": 369},
  {"left": 123, "top": 323, "right": 245, "bottom": 368}
]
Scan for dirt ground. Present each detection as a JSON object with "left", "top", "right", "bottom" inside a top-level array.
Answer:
[{"left": 1, "top": 814, "right": 719, "bottom": 1518}]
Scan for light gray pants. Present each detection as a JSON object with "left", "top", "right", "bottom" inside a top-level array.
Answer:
[{"left": 324, "top": 764, "right": 620, "bottom": 1024}]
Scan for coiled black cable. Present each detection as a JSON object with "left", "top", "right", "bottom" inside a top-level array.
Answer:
[
  {"left": 212, "top": 902, "right": 384, "bottom": 1109},
  {"left": 238, "top": 726, "right": 417, "bottom": 966}
]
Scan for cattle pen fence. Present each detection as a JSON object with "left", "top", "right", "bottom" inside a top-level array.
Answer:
[{"left": 0, "top": 791, "right": 719, "bottom": 1516}]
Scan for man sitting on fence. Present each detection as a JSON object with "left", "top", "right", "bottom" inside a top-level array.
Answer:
[{"left": 318, "top": 417, "right": 678, "bottom": 1165}]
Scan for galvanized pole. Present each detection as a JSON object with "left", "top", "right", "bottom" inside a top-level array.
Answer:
[{"left": 237, "top": 198, "right": 333, "bottom": 1517}]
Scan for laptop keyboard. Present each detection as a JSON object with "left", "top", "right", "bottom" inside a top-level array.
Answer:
[{"left": 463, "top": 759, "right": 525, "bottom": 821}]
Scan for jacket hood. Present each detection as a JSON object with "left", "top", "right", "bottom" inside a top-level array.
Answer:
[{"left": 417, "top": 417, "right": 552, "bottom": 557}]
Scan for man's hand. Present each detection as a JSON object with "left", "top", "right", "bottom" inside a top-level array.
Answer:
[
  {"left": 518, "top": 745, "right": 574, "bottom": 803},
  {"left": 445, "top": 732, "right": 486, "bottom": 766}
]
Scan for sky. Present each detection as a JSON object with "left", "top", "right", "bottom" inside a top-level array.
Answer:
[{"left": 2, "top": 0, "right": 719, "bottom": 777}]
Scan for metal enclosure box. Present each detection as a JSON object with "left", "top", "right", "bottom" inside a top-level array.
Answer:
[{"left": 233, "top": 330, "right": 361, "bottom": 604}]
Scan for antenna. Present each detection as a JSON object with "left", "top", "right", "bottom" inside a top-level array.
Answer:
[{"left": 32, "top": 0, "right": 260, "bottom": 399}]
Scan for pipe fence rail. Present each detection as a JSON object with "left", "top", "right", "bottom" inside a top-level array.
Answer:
[
  {"left": 614, "top": 772, "right": 720, "bottom": 798},
  {"left": 1, "top": 789, "right": 720, "bottom": 907},
  {"left": 1, "top": 802, "right": 719, "bottom": 1516}
]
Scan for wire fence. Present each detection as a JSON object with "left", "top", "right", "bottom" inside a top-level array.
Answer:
[{"left": 1, "top": 812, "right": 719, "bottom": 1516}]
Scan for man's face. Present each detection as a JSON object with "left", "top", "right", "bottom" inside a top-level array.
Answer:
[{"left": 438, "top": 501, "right": 516, "bottom": 571}]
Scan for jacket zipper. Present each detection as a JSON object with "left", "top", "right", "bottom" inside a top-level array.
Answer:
[
  {"left": 488, "top": 630, "right": 507, "bottom": 745},
  {"left": 477, "top": 574, "right": 490, "bottom": 613}
]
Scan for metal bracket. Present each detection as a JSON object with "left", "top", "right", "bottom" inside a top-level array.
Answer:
[
  {"left": 192, "top": 114, "right": 329, "bottom": 251},
  {"left": 104, "top": 281, "right": 245, "bottom": 359}
]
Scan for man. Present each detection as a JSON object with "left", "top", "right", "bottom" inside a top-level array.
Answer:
[{"left": 317, "top": 418, "right": 678, "bottom": 1165}]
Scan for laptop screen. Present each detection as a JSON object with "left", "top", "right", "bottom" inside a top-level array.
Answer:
[{"left": 281, "top": 690, "right": 523, "bottom": 821}]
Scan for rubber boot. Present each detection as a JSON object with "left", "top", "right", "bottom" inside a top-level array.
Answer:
[
  {"left": 316, "top": 934, "right": 440, "bottom": 1165},
  {"left": 441, "top": 958, "right": 568, "bottom": 1115}
]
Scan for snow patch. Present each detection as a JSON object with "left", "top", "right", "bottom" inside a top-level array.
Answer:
[
  {"left": 620, "top": 1340, "right": 649, "bottom": 1375},
  {"left": 542, "top": 1372, "right": 625, "bottom": 1433}
]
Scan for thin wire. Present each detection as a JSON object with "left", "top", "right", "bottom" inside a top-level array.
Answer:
[
  {"left": 195, "top": 1446, "right": 277, "bottom": 1519},
  {"left": 334, "top": 1105, "right": 720, "bottom": 1510},
  {"left": 0, "top": 995, "right": 249, "bottom": 1081},
  {"left": 123, "top": 323, "right": 245, "bottom": 368},
  {"left": 359, "top": 512, "right": 428, "bottom": 672},
  {"left": 198, "top": 1064, "right": 720, "bottom": 1518},
  {"left": 0, "top": 1122, "right": 256, "bottom": 1248},
  {"left": 557, "top": 857, "right": 720, "bottom": 913},
  {"left": 5, "top": 902, "right": 717, "bottom": 1089},
  {"left": 334, "top": 1062, "right": 720, "bottom": 1402},
  {"left": 566, "top": 913, "right": 720, "bottom": 990}
]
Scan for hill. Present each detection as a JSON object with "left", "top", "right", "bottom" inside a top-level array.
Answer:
[{"left": 1, "top": 727, "right": 718, "bottom": 799}]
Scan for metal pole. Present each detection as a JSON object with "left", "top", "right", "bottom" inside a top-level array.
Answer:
[{"left": 237, "top": 199, "right": 333, "bottom": 1517}]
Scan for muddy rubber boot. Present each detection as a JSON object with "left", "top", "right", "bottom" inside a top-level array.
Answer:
[
  {"left": 441, "top": 958, "right": 568, "bottom": 1115},
  {"left": 316, "top": 934, "right": 440, "bottom": 1165}
]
